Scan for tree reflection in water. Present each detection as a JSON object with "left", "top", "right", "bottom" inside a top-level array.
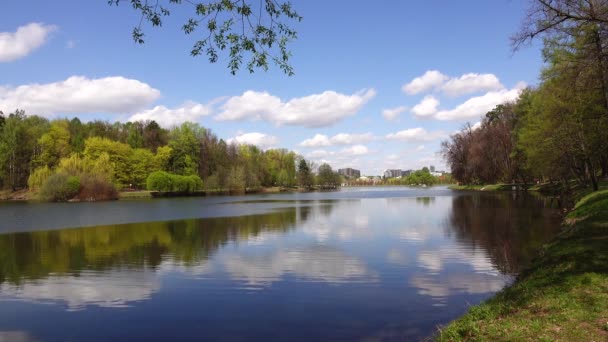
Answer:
[{"left": 446, "top": 192, "right": 562, "bottom": 274}]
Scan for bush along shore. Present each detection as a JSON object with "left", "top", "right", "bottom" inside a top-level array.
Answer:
[{"left": 436, "top": 189, "right": 608, "bottom": 341}]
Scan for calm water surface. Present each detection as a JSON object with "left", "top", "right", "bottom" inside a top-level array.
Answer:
[{"left": 0, "top": 187, "right": 561, "bottom": 341}]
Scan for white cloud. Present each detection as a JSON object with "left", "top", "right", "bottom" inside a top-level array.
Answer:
[
  {"left": 402, "top": 70, "right": 448, "bottom": 95},
  {"left": 0, "top": 23, "right": 56, "bottom": 62},
  {"left": 0, "top": 76, "right": 161, "bottom": 117},
  {"left": 411, "top": 95, "right": 440, "bottom": 117},
  {"left": 227, "top": 132, "right": 279, "bottom": 148},
  {"left": 307, "top": 150, "right": 332, "bottom": 158},
  {"left": 341, "top": 144, "right": 369, "bottom": 156},
  {"left": 128, "top": 101, "right": 211, "bottom": 127},
  {"left": 216, "top": 89, "right": 376, "bottom": 128},
  {"left": 442, "top": 73, "right": 503, "bottom": 97},
  {"left": 471, "top": 121, "right": 482, "bottom": 130},
  {"left": 403, "top": 70, "right": 505, "bottom": 97},
  {"left": 382, "top": 106, "right": 407, "bottom": 121},
  {"left": 433, "top": 86, "right": 523, "bottom": 120},
  {"left": 299, "top": 132, "right": 373, "bottom": 147},
  {"left": 385, "top": 127, "right": 446, "bottom": 142}
]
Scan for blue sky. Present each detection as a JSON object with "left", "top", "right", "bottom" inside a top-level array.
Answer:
[{"left": 0, "top": 0, "right": 543, "bottom": 175}]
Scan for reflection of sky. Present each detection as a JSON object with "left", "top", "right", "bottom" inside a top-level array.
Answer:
[
  {"left": 0, "top": 270, "right": 160, "bottom": 311},
  {"left": 0, "top": 189, "right": 555, "bottom": 340},
  {"left": 222, "top": 246, "right": 377, "bottom": 286}
]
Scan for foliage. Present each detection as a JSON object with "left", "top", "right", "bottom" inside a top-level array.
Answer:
[
  {"left": 27, "top": 166, "right": 53, "bottom": 192},
  {"left": 316, "top": 163, "right": 340, "bottom": 187},
  {"left": 36, "top": 120, "right": 71, "bottom": 168},
  {"left": 146, "top": 171, "right": 203, "bottom": 193},
  {"left": 39, "top": 173, "right": 80, "bottom": 202},
  {"left": 297, "top": 158, "right": 314, "bottom": 189},
  {"left": 0, "top": 112, "right": 335, "bottom": 197},
  {"left": 77, "top": 172, "right": 118, "bottom": 201},
  {"left": 108, "top": 0, "right": 302, "bottom": 75}
]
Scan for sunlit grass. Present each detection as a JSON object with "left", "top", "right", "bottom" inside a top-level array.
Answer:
[{"left": 437, "top": 190, "right": 608, "bottom": 341}]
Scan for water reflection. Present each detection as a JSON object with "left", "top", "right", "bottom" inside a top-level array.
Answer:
[
  {"left": 222, "top": 246, "right": 377, "bottom": 286},
  {"left": 447, "top": 193, "right": 561, "bottom": 273},
  {"left": 0, "top": 210, "right": 299, "bottom": 285},
  {"left": 0, "top": 189, "right": 563, "bottom": 341}
]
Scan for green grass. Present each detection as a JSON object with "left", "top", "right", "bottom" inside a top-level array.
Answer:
[
  {"left": 449, "top": 184, "right": 515, "bottom": 191},
  {"left": 436, "top": 190, "right": 608, "bottom": 341},
  {"left": 118, "top": 190, "right": 153, "bottom": 199}
]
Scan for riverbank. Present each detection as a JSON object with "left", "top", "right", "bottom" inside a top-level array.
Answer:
[
  {"left": 448, "top": 184, "right": 515, "bottom": 191},
  {"left": 437, "top": 189, "right": 608, "bottom": 341},
  {"left": 0, "top": 186, "right": 320, "bottom": 202}
]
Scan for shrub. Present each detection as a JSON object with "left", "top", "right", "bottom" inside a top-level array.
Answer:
[
  {"left": 40, "top": 173, "right": 80, "bottom": 202},
  {"left": 204, "top": 174, "right": 220, "bottom": 191},
  {"left": 147, "top": 171, "right": 173, "bottom": 192},
  {"left": 146, "top": 171, "right": 203, "bottom": 193},
  {"left": 28, "top": 166, "right": 53, "bottom": 192},
  {"left": 77, "top": 173, "right": 118, "bottom": 201}
]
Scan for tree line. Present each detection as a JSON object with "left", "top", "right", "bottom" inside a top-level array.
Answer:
[
  {"left": 0, "top": 111, "right": 341, "bottom": 200},
  {"left": 441, "top": 0, "right": 608, "bottom": 192}
]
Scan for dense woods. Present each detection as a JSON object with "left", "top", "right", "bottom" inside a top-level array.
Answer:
[
  {"left": 442, "top": 0, "right": 608, "bottom": 192},
  {"left": 0, "top": 112, "right": 338, "bottom": 200}
]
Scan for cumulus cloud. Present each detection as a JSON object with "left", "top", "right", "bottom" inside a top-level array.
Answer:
[
  {"left": 442, "top": 73, "right": 503, "bottom": 97},
  {"left": 403, "top": 70, "right": 506, "bottom": 97},
  {"left": 0, "top": 76, "right": 160, "bottom": 117},
  {"left": 385, "top": 127, "right": 446, "bottom": 142},
  {"left": 381, "top": 106, "right": 407, "bottom": 121},
  {"left": 215, "top": 89, "right": 376, "bottom": 128},
  {"left": 402, "top": 70, "right": 448, "bottom": 95},
  {"left": 409, "top": 83, "right": 525, "bottom": 121},
  {"left": 411, "top": 95, "right": 440, "bottom": 117},
  {"left": 433, "top": 85, "right": 524, "bottom": 120},
  {"left": 227, "top": 132, "right": 279, "bottom": 148},
  {"left": 299, "top": 133, "right": 374, "bottom": 147},
  {"left": 0, "top": 23, "right": 56, "bottom": 62},
  {"left": 128, "top": 101, "right": 212, "bottom": 127},
  {"left": 307, "top": 150, "right": 332, "bottom": 159},
  {"left": 341, "top": 145, "right": 369, "bottom": 156}
]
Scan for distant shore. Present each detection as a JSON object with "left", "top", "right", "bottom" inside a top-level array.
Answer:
[{"left": 0, "top": 186, "right": 340, "bottom": 202}]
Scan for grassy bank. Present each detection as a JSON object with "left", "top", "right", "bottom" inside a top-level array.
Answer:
[
  {"left": 437, "top": 190, "right": 608, "bottom": 341},
  {"left": 448, "top": 184, "right": 516, "bottom": 191}
]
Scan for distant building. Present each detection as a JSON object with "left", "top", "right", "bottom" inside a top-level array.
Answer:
[
  {"left": 383, "top": 169, "right": 402, "bottom": 178},
  {"left": 401, "top": 169, "right": 413, "bottom": 177},
  {"left": 430, "top": 165, "right": 435, "bottom": 172},
  {"left": 338, "top": 168, "right": 361, "bottom": 179}
]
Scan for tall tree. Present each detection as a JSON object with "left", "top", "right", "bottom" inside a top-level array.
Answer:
[{"left": 297, "top": 158, "right": 314, "bottom": 189}]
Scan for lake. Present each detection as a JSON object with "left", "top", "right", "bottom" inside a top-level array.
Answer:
[{"left": 0, "top": 187, "right": 562, "bottom": 341}]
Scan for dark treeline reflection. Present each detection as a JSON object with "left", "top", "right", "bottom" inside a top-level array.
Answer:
[
  {"left": 446, "top": 193, "right": 562, "bottom": 274},
  {"left": 0, "top": 206, "right": 327, "bottom": 285}
]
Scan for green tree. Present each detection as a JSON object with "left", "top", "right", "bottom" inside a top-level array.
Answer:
[
  {"left": 168, "top": 122, "right": 203, "bottom": 175},
  {"left": 84, "top": 137, "right": 133, "bottom": 188},
  {"left": 37, "top": 120, "right": 71, "bottom": 168},
  {"left": 317, "top": 163, "right": 339, "bottom": 187},
  {"left": 297, "top": 158, "right": 314, "bottom": 189}
]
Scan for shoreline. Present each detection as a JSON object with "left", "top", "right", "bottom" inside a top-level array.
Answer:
[
  {"left": 436, "top": 189, "right": 608, "bottom": 341},
  {"left": 0, "top": 186, "right": 336, "bottom": 202}
]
